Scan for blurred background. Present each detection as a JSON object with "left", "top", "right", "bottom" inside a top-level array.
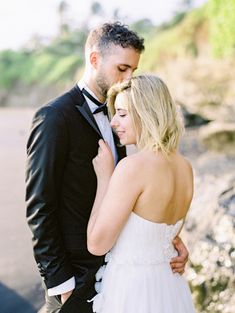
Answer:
[{"left": 0, "top": 0, "right": 234, "bottom": 312}]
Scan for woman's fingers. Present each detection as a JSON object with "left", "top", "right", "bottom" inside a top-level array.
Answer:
[
  {"left": 98, "top": 139, "right": 112, "bottom": 154},
  {"left": 98, "top": 139, "right": 106, "bottom": 149}
]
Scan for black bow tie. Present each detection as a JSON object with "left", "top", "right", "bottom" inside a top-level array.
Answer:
[
  {"left": 93, "top": 103, "right": 108, "bottom": 115},
  {"left": 82, "top": 88, "right": 108, "bottom": 116}
]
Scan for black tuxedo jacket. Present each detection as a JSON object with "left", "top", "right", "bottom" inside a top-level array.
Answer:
[{"left": 26, "top": 85, "right": 126, "bottom": 295}]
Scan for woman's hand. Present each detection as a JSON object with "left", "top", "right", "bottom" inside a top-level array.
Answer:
[{"left": 92, "top": 139, "right": 115, "bottom": 181}]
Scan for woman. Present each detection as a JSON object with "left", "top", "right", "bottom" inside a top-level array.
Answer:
[{"left": 87, "top": 75, "right": 195, "bottom": 312}]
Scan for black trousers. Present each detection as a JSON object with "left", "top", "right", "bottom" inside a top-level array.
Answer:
[{"left": 43, "top": 282, "right": 94, "bottom": 313}]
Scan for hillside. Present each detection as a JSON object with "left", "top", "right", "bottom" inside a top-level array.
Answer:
[
  {"left": 1, "top": 2, "right": 234, "bottom": 155},
  {"left": 140, "top": 6, "right": 209, "bottom": 71},
  {"left": 0, "top": 1, "right": 234, "bottom": 107}
]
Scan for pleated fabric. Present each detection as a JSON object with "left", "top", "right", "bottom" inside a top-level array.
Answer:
[{"left": 89, "top": 212, "right": 196, "bottom": 313}]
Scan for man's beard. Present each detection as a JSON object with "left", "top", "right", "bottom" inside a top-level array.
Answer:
[{"left": 96, "top": 72, "right": 110, "bottom": 99}]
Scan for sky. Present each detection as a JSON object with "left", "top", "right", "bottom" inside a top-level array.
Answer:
[{"left": 0, "top": 0, "right": 206, "bottom": 50}]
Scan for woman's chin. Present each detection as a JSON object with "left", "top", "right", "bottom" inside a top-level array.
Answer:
[{"left": 119, "top": 139, "right": 136, "bottom": 146}]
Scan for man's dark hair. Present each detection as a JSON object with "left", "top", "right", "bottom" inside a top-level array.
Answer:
[{"left": 86, "top": 22, "right": 145, "bottom": 54}]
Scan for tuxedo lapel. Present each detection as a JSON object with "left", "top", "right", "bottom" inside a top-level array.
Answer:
[
  {"left": 113, "top": 131, "right": 126, "bottom": 161},
  {"left": 69, "top": 85, "right": 103, "bottom": 138},
  {"left": 69, "top": 85, "right": 126, "bottom": 160},
  {"left": 76, "top": 101, "right": 103, "bottom": 137}
]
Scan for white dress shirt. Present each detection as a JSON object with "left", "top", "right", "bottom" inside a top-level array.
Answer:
[
  {"left": 77, "top": 80, "right": 118, "bottom": 164},
  {"left": 48, "top": 80, "right": 118, "bottom": 296}
]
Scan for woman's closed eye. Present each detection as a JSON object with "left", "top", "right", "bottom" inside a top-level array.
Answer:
[{"left": 114, "top": 108, "right": 128, "bottom": 118}]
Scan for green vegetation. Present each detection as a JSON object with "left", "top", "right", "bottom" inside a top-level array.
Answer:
[
  {"left": 140, "top": 0, "right": 235, "bottom": 70},
  {"left": 140, "top": 5, "right": 207, "bottom": 71},
  {"left": 0, "top": 50, "right": 31, "bottom": 88},
  {"left": 207, "top": 0, "right": 235, "bottom": 57},
  {"left": 1, "top": 1, "right": 235, "bottom": 91},
  {"left": 0, "top": 8, "right": 204, "bottom": 90},
  {"left": 0, "top": 30, "right": 85, "bottom": 89}
]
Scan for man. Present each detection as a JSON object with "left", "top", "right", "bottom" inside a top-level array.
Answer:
[{"left": 26, "top": 22, "right": 188, "bottom": 313}]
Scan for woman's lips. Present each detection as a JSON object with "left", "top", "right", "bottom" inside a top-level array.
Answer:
[{"left": 116, "top": 131, "right": 125, "bottom": 138}]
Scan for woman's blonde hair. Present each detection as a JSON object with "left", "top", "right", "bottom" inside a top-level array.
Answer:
[{"left": 107, "top": 74, "right": 184, "bottom": 155}]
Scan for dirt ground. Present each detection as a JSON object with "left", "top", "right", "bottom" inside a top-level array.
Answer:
[{"left": 0, "top": 107, "right": 44, "bottom": 313}]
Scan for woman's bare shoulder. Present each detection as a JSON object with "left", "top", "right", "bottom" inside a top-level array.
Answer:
[
  {"left": 178, "top": 154, "right": 193, "bottom": 175},
  {"left": 115, "top": 152, "right": 149, "bottom": 175}
]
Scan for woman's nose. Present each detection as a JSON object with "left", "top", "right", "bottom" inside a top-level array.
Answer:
[{"left": 110, "top": 116, "right": 118, "bottom": 128}]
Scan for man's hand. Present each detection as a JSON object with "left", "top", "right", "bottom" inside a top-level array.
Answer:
[
  {"left": 61, "top": 290, "right": 73, "bottom": 304},
  {"left": 170, "top": 236, "right": 189, "bottom": 275}
]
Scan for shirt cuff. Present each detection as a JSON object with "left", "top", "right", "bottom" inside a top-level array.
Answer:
[{"left": 48, "top": 276, "right": 75, "bottom": 296}]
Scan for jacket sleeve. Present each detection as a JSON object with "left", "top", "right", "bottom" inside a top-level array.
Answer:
[{"left": 25, "top": 105, "right": 74, "bottom": 288}]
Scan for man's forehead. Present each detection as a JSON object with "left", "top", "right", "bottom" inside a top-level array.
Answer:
[
  {"left": 109, "top": 44, "right": 138, "bottom": 54},
  {"left": 106, "top": 47, "right": 140, "bottom": 66}
]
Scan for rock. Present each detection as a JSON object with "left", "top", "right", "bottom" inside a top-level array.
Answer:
[
  {"left": 199, "top": 122, "right": 235, "bottom": 154},
  {"left": 194, "top": 102, "right": 235, "bottom": 124},
  {"left": 157, "top": 58, "right": 235, "bottom": 124},
  {"left": 184, "top": 175, "right": 235, "bottom": 313},
  {"left": 0, "top": 89, "right": 8, "bottom": 107},
  {"left": 219, "top": 179, "right": 235, "bottom": 217},
  {"left": 0, "top": 83, "right": 62, "bottom": 107},
  {"left": 179, "top": 127, "right": 235, "bottom": 313},
  {"left": 180, "top": 103, "right": 210, "bottom": 127}
]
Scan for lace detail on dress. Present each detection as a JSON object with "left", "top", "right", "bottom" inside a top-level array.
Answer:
[
  {"left": 88, "top": 215, "right": 188, "bottom": 313},
  {"left": 87, "top": 252, "right": 111, "bottom": 312},
  {"left": 163, "top": 220, "right": 183, "bottom": 261},
  {"left": 88, "top": 293, "right": 104, "bottom": 312}
]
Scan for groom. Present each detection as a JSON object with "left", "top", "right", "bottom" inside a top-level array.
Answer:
[{"left": 26, "top": 22, "right": 188, "bottom": 313}]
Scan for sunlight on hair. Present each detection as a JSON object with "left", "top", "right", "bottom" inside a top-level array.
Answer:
[{"left": 108, "top": 74, "right": 184, "bottom": 155}]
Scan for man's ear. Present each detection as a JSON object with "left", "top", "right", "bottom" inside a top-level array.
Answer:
[{"left": 90, "top": 51, "right": 99, "bottom": 69}]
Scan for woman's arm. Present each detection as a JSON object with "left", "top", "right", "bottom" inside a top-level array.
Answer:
[{"left": 87, "top": 140, "right": 142, "bottom": 256}]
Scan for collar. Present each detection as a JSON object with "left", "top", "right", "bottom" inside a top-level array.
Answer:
[{"left": 77, "top": 80, "right": 102, "bottom": 114}]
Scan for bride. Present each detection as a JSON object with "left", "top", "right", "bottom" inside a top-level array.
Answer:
[{"left": 87, "top": 74, "right": 196, "bottom": 313}]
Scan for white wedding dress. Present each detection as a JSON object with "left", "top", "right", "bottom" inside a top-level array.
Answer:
[{"left": 89, "top": 211, "right": 196, "bottom": 313}]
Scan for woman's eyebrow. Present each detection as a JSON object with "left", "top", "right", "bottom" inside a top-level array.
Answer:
[{"left": 116, "top": 108, "right": 127, "bottom": 111}]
